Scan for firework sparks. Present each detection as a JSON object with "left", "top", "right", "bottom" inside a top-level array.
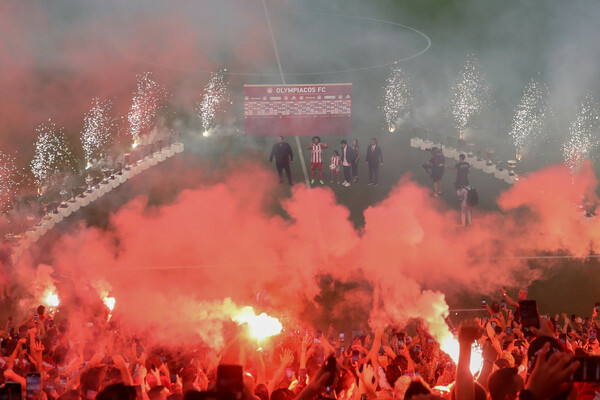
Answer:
[
  {"left": 30, "top": 120, "right": 74, "bottom": 188},
  {"left": 81, "top": 98, "right": 116, "bottom": 167},
  {"left": 449, "top": 55, "right": 490, "bottom": 133},
  {"left": 128, "top": 72, "right": 167, "bottom": 146},
  {"left": 196, "top": 71, "right": 229, "bottom": 134},
  {"left": 563, "top": 95, "right": 600, "bottom": 174},
  {"left": 0, "top": 151, "right": 19, "bottom": 211},
  {"left": 383, "top": 65, "right": 413, "bottom": 133},
  {"left": 508, "top": 79, "right": 550, "bottom": 158}
]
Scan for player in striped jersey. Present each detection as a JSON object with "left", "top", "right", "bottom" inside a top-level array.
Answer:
[
  {"left": 329, "top": 150, "right": 341, "bottom": 184},
  {"left": 306, "top": 136, "right": 328, "bottom": 184}
]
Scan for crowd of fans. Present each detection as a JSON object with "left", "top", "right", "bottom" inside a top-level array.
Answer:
[{"left": 0, "top": 288, "right": 599, "bottom": 400}]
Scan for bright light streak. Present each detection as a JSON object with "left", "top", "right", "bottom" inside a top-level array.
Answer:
[
  {"left": 232, "top": 306, "right": 282, "bottom": 341},
  {"left": 439, "top": 335, "right": 483, "bottom": 375},
  {"left": 103, "top": 296, "right": 116, "bottom": 312},
  {"left": 43, "top": 290, "right": 60, "bottom": 308}
]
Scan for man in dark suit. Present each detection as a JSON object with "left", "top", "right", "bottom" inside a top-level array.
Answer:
[
  {"left": 340, "top": 139, "right": 357, "bottom": 187},
  {"left": 365, "top": 138, "right": 383, "bottom": 186},
  {"left": 269, "top": 136, "right": 293, "bottom": 185}
]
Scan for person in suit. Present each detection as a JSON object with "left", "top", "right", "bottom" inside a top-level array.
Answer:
[
  {"left": 351, "top": 138, "right": 360, "bottom": 183},
  {"left": 365, "top": 138, "right": 383, "bottom": 186},
  {"left": 269, "top": 136, "right": 293, "bottom": 185},
  {"left": 340, "top": 139, "right": 357, "bottom": 187}
]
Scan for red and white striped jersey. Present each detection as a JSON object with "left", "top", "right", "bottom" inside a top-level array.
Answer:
[
  {"left": 308, "top": 143, "right": 327, "bottom": 163},
  {"left": 331, "top": 155, "right": 341, "bottom": 167}
]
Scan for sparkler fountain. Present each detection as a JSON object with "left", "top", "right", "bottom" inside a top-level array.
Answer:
[
  {"left": 449, "top": 55, "right": 490, "bottom": 140},
  {"left": 563, "top": 95, "right": 600, "bottom": 175},
  {"left": 197, "top": 71, "right": 229, "bottom": 138},
  {"left": 384, "top": 65, "right": 413, "bottom": 134},
  {"left": 508, "top": 79, "right": 550, "bottom": 161}
]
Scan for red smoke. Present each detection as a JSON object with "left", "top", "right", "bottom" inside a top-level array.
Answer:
[
  {"left": 0, "top": 0, "right": 272, "bottom": 165},
  {"left": 12, "top": 159, "right": 600, "bottom": 347}
]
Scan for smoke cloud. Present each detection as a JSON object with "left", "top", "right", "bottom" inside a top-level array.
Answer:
[{"left": 12, "top": 159, "right": 599, "bottom": 348}]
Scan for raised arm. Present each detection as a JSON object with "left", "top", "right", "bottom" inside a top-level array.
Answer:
[
  {"left": 267, "top": 349, "right": 294, "bottom": 396},
  {"left": 455, "top": 320, "right": 482, "bottom": 400},
  {"left": 501, "top": 287, "right": 519, "bottom": 308}
]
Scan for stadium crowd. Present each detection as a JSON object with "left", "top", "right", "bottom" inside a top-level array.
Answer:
[{"left": 0, "top": 289, "right": 599, "bottom": 400}]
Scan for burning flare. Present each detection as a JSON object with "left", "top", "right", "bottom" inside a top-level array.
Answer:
[
  {"left": 103, "top": 296, "right": 116, "bottom": 312},
  {"left": 439, "top": 334, "right": 483, "bottom": 375},
  {"left": 42, "top": 290, "right": 60, "bottom": 308},
  {"left": 232, "top": 306, "right": 283, "bottom": 341}
]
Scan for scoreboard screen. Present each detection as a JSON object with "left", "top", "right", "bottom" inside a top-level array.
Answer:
[{"left": 244, "top": 83, "right": 352, "bottom": 136}]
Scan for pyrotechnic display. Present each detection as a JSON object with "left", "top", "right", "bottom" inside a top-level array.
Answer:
[
  {"left": 508, "top": 79, "right": 551, "bottom": 160},
  {"left": 383, "top": 66, "right": 413, "bottom": 133},
  {"left": 1, "top": 1, "right": 600, "bottom": 399},
  {"left": 197, "top": 71, "right": 229, "bottom": 136},
  {"left": 127, "top": 72, "right": 167, "bottom": 147},
  {"left": 563, "top": 95, "right": 600, "bottom": 174},
  {"left": 449, "top": 55, "right": 490, "bottom": 137},
  {"left": 81, "top": 98, "right": 117, "bottom": 169}
]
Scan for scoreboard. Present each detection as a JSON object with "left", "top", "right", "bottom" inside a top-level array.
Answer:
[{"left": 244, "top": 84, "right": 352, "bottom": 136}]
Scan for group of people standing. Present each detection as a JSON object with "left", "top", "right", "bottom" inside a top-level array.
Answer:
[
  {"left": 423, "top": 147, "right": 475, "bottom": 227},
  {"left": 269, "top": 137, "right": 476, "bottom": 227},
  {"left": 269, "top": 136, "right": 383, "bottom": 187}
]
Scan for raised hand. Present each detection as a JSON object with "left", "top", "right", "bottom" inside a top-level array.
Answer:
[
  {"left": 458, "top": 319, "right": 483, "bottom": 344},
  {"left": 301, "top": 335, "right": 313, "bottom": 352},
  {"left": 280, "top": 349, "right": 294, "bottom": 367}
]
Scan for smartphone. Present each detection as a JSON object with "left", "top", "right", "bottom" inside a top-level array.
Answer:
[
  {"left": 26, "top": 372, "right": 41, "bottom": 400},
  {"left": 33, "top": 315, "right": 39, "bottom": 324},
  {"left": 352, "top": 350, "right": 359, "bottom": 363},
  {"left": 506, "top": 327, "right": 512, "bottom": 334},
  {"left": 59, "top": 375, "right": 67, "bottom": 387},
  {"left": 323, "top": 355, "right": 337, "bottom": 393},
  {"left": 314, "top": 337, "right": 321, "bottom": 344},
  {"left": 559, "top": 333, "right": 567, "bottom": 344},
  {"left": 217, "top": 365, "right": 243, "bottom": 400},
  {"left": 590, "top": 330, "right": 597, "bottom": 340},
  {"left": 570, "top": 356, "right": 600, "bottom": 382},
  {"left": 397, "top": 339, "right": 405, "bottom": 350},
  {"left": 415, "top": 345, "right": 422, "bottom": 353},
  {"left": 519, "top": 300, "right": 540, "bottom": 330},
  {"left": 285, "top": 367, "right": 293, "bottom": 379},
  {"left": 595, "top": 302, "right": 600, "bottom": 312},
  {"left": 514, "top": 340, "right": 525, "bottom": 348},
  {"left": 339, "top": 333, "right": 345, "bottom": 342},
  {"left": 542, "top": 314, "right": 549, "bottom": 319},
  {"left": 500, "top": 300, "right": 506, "bottom": 308},
  {"left": 5, "top": 382, "right": 22, "bottom": 400},
  {"left": 482, "top": 299, "right": 487, "bottom": 308},
  {"left": 427, "top": 337, "right": 434, "bottom": 343}
]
